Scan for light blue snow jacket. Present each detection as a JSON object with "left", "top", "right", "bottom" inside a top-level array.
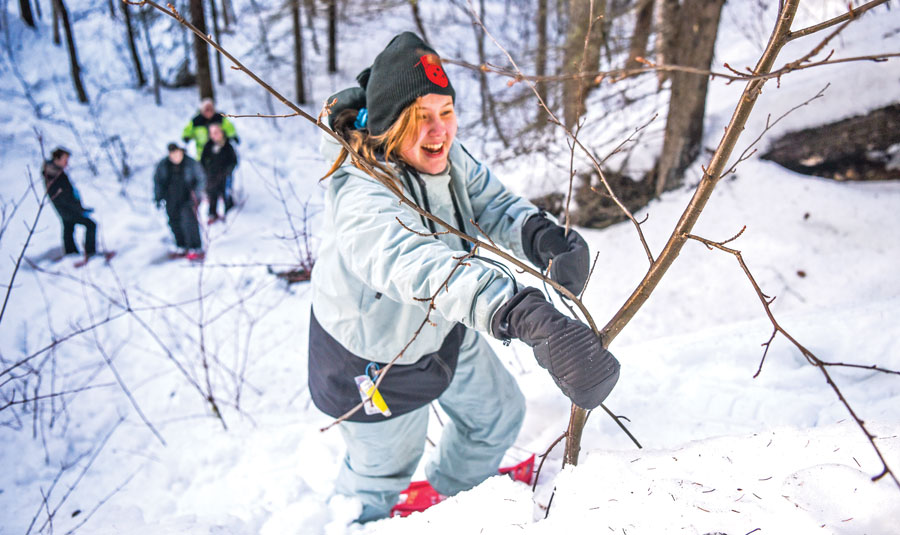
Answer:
[{"left": 311, "top": 131, "right": 539, "bottom": 364}]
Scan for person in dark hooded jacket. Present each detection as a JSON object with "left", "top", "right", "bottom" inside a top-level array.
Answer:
[
  {"left": 153, "top": 143, "right": 205, "bottom": 258},
  {"left": 42, "top": 147, "right": 97, "bottom": 258}
]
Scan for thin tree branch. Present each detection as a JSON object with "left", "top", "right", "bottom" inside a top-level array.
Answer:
[
  {"left": 787, "top": 0, "right": 888, "bottom": 40},
  {"left": 684, "top": 230, "right": 899, "bottom": 491}
]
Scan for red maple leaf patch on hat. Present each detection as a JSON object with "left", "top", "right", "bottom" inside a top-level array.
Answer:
[{"left": 417, "top": 54, "right": 449, "bottom": 88}]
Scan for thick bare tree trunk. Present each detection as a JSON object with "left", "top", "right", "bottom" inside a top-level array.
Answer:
[
  {"left": 562, "top": 0, "right": 606, "bottom": 128},
  {"left": 655, "top": 0, "right": 678, "bottom": 87},
  {"left": 535, "top": 0, "right": 549, "bottom": 113},
  {"left": 209, "top": 0, "right": 224, "bottom": 84},
  {"left": 121, "top": 1, "right": 146, "bottom": 87},
  {"left": 327, "top": 0, "right": 336, "bottom": 73},
  {"left": 190, "top": 0, "right": 215, "bottom": 100},
  {"left": 19, "top": 0, "right": 36, "bottom": 27},
  {"left": 291, "top": 0, "right": 306, "bottom": 104},
  {"left": 654, "top": 0, "right": 725, "bottom": 195},
  {"left": 52, "top": 0, "right": 88, "bottom": 103},
  {"left": 625, "top": 0, "right": 654, "bottom": 71}
]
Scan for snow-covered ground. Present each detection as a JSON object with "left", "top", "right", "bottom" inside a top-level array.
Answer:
[{"left": 1, "top": 1, "right": 898, "bottom": 534}]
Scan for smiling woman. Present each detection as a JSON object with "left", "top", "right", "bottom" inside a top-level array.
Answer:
[{"left": 308, "top": 31, "right": 620, "bottom": 524}]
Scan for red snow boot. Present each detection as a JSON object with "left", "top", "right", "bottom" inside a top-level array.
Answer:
[{"left": 389, "top": 455, "right": 535, "bottom": 518}]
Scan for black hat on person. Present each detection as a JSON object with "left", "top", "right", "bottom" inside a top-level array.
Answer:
[
  {"left": 167, "top": 142, "right": 183, "bottom": 152},
  {"left": 51, "top": 146, "right": 72, "bottom": 160},
  {"left": 357, "top": 32, "right": 455, "bottom": 136}
]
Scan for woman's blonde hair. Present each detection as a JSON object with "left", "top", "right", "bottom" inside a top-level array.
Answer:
[{"left": 322, "top": 100, "right": 423, "bottom": 185}]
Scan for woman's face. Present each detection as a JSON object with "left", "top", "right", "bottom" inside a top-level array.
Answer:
[
  {"left": 209, "top": 124, "right": 224, "bottom": 143},
  {"left": 399, "top": 94, "right": 457, "bottom": 175}
]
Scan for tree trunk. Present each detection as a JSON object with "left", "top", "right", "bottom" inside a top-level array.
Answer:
[
  {"left": 408, "top": 0, "right": 428, "bottom": 43},
  {"left": 327, "top": 0, "right": 337, "bottom": 73},
  {"left": 139, "top": 6, "right": 162, "bottom": 105},
  {"left": 190, "top": 0, "right": 214, "bottom": 100},
  {"left": 19, "top": 0, "right": 36, "bottom": 27},
  {"left": 304, "top": 0, "right": 320, "bottom": 54},
  {"left": 472, "top": 0, "right": 509, "bottom": 147},
  {"left": 121, "top": 1, "right": 146, "bottom": 87},
  {"left": 52, "top": 0, "right": 88, "bottom": 103},
  {"left": 654, "top": 0, "right": 724, "bottom": 195},
  {"left": 625, "top": 0, "right": 654, "bottom": 71},
  {"left": 655, "top": 0, "right": 679, "bottom": 87},
  {"left": 535, "top": 0, "right": 549, "bottom": 113},
  {"left": 209, "top": 0, "right": 224, "bottom": 84},
  {"left": 562, "top": 0, "right": 606, "bottom": 128},
  {"left": 291, "top": 0, "right": 306, "bottom": 104},
  {"left": 221, "top": 0, "right": 234, "bottom": 27},
  {"left": 52, "top": 0, "right": 61, "bottom": 45}
]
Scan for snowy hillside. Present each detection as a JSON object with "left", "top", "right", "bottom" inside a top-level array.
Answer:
[{"left": 1, "top": 1, "right": 899, "bottom": 534}]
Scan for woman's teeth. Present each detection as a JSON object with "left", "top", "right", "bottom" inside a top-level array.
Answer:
[{"left": 422, "top": 143, "right": 443, "bottom": 154}]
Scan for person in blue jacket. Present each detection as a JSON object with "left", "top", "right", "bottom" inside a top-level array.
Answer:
[
  {"left": 42, "top": 147, "right": 97, "bottom": 258},
  {"left": 309, "top": 32, "right": 620, "bottom": 523}
]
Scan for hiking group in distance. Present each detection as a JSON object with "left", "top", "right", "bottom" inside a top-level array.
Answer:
[{"left": 41, "top": 98, "right": 240, "bottom": 265}]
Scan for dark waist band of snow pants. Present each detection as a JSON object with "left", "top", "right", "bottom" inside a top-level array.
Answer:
[{"left": 308, "top": 308, "right": 465, "bottom": 423}]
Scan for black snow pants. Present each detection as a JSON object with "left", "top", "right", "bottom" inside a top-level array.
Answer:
[
  {"left": 62, "top": 214, "right": 97, "bottom": 256},
  {"left": 166, "top": 202, "right": 201, "bottom": 250}
]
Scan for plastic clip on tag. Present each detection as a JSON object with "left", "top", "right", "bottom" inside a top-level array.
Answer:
[{"left": 355, "top": 363, "right": 391, "bottom": 417}]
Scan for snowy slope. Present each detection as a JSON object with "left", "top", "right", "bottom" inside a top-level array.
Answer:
[{"left": 1, "top": 1, "right": 899, "bottom": 534}]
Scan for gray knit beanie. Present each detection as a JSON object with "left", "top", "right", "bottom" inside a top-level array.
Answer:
[{"left": 357, "top": 32, "right": 455, "bottom": 136}]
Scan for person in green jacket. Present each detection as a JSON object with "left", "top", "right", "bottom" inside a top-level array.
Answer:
[{"left": 181, "top": 98, "right": 239, "bottom": 159}]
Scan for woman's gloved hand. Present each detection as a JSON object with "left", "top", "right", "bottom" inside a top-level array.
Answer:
[
  {"left": 522, "top": 214, "right": 590, "bottom": 295},
  {"left": 492, "top": 288, "right": 619, "bottom": 409}
]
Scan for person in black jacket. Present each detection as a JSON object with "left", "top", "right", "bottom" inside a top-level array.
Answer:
[
  {"left": 200, "top": 123, "right": 238, "bottom": 224},
  {"left": 42, "top": 147, "right": 97, "bottom": 257},
  {"left": 153, "top": 143, "right": 205, "bottom": 258}
]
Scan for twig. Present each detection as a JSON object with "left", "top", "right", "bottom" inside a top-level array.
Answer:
[
  {"left": 684, "top": 230, "right": 899, "bottom": 491},
  {"left": 1, "top": 171, "right": 48, "bottom": 327},
  {"left": 79, "top": 278, "right": 166, "bottom": 445},
  {"left": 787, "top": 0, "right": 887, "bottom": 40},
  {"left": 533, "top": 432, "right": 567, "bottom": 492},
  {"left": 320, "top": 250, "right": 478, "bottom": 430},
  {"left": 722, "top": 84, "right": 828, "bottom": 177}
]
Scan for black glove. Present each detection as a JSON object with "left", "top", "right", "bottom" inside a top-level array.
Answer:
[
  {"left": 492, "top": 288, "right": 619, "bottom": 409},
  {"left": 325, "top": 87, "right": 367, "bottom": 130},
  {"left": 522, "top": 214, "right": 590, "bottom": 295}
]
